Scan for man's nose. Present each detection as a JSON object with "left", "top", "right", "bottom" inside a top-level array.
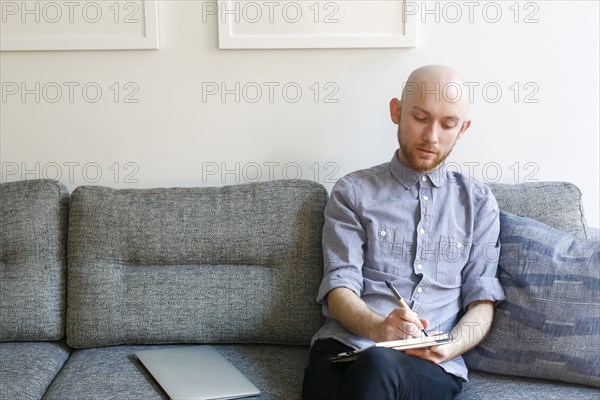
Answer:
[{"left": 421, "top": 123, "right": 440, "bottom": 144}]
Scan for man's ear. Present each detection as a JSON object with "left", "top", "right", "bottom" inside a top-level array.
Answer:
[
  {"left": 390, "top": 98, "right": 402, "bottom": 125},
  {"left": 457, "top": 119, "right": 471, "bottom": 139}
]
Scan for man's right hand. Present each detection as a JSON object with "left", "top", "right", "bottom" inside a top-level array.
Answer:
[
  {"left": 375, "top": 307, "right": 429, "bottom": 342},
  {"left": 327, "top": 287, "right": 429, "bottom": 343}
]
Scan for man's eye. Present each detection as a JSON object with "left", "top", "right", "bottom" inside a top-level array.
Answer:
[
  {"left": 413, "top": 115, "right": 427, "bottom": 122},
  {"left": 442, "top": 121, "right": 459, "bottom": 130}
]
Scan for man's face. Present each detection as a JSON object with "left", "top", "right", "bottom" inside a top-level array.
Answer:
[{"left": 390, "top": 86, "right": 471, "bottom": 172}]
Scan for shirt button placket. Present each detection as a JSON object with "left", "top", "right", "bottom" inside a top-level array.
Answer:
[
  {"left": 414, "top": 177, "right": 433, "bottom": 304},
  {"left": 416, "top": 178, "right": 432, "bottom": 276}
]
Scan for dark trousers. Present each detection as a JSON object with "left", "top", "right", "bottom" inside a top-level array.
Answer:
[{"left": 302, "top": 339, "right": 463, "bottom": 400}]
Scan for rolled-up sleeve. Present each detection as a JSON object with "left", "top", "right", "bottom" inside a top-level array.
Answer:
[
  {"left": 317, "top": 176, "right": 366, "bottom": 304},
  {"left": 461, "top": 185, "right": 506, "bottom": 310}
]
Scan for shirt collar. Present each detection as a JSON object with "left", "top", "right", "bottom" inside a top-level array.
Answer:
[{"left": 390, "top": 149, "right": 446, "bottom": 189}]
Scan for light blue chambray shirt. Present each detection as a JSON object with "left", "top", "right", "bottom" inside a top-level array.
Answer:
[{"left": 312, "top": 150, "right": 506, "bottom": 381}]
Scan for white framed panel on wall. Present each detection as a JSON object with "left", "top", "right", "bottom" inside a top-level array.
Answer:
[
  {"left": 217, "top": 0, "right": 416, "bottom": 49},
  {"left": 0, "top": 0, "right": 159, "bottom": 51}
]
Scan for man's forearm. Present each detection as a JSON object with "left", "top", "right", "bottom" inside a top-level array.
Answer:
[
  {"left": 327, "top": 287, "right": 385, "bottom": 342},
  {"left": 327, "top": 287, "right": 427, "bottom": 343},
  {"left": 447, "top": 300, "right": 495, "bottom": 359},
  {"left": 404, "top": 300, "right": 495, "bottom": 364}
]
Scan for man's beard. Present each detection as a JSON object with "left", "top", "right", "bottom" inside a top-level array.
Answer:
[{"left": 398, "top": 134, "right": 457, "bottom": 173}]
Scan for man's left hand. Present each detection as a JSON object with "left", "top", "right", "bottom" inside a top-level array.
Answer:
[
  {"left": 404, "top": 300, "right": 495, "bottom": 365},
  {"left": 404, "top": 343, "right": 457, "bottom": 365}
]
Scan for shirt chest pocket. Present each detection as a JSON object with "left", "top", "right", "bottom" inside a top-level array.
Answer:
[
  {"left": 432, "top": 235, "right": 472, "bottom": 287},
  {"left": 364, "top": 223, "right": 407, "bottom": 275}
]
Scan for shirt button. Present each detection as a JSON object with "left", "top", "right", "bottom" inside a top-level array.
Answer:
[
  {"left": 457, "top": 242, "right": 462, "bottom": 248},
  {"left": 419, "top": 228, "right": 425, "bottom": 234},
  {"left": 423, "top": 195, "right": 429, "bottom": 201},
  {"left": 417, "top": 288, "right": 423, "bottom": 293},
  {"left": 422, "top": 176, "right": 427, "bottom": 182},
  {"left": 417, "top": 264, "right": 423, "bottom": 270},
  {"left": 380, "top": 230, "right": 387, "bottom": 237}
]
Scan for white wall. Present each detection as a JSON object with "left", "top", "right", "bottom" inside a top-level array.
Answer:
[{"left": 1, "top": 1, "right": 599, "bottom": 227}]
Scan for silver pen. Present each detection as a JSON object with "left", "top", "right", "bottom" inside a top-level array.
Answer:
[{"left": 385, "top": 280, "right": 429, "bottom": 337}]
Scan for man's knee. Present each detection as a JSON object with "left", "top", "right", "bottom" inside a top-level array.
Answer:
[
  {"left": 336, "top": 348, "right": 411, "bottom": 399},
  {"left": 302, "top": 353, "right": 347, "bottom": 399},
  {"left": 353, "top": 347, "right": 410, "bottom": 382},
  {"left": 357, "top": 347, "right": 411, "bottom": 367}
]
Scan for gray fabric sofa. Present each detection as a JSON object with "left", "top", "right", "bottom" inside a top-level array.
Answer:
[{"left": 0, "top": 178, "right": 598, "bottom": 400}]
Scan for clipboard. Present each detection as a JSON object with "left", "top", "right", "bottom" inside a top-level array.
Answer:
[{"left": 330, "top": 332, "right": 453, "bottom": 363}]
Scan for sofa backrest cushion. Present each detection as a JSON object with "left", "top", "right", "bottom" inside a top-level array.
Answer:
[
  {"left": 0, "top": 179, "right": 69, "bottom": 341},
  {"left": 66, "top": 180, "right": 327, "bottom": 348},
  {"left": 488, "top": 182, "right": 589, "bottom": 239}
]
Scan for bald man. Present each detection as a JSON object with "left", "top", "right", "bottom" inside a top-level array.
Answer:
[{"left": 302, "top": 65, "right": 505, "bottom": 400}]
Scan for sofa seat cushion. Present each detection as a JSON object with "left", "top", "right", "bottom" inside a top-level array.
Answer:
[
  {"left": 0, "top": 341, "right": 70, "bottom": 400},
  {"left": 43, "top": 344, "right": 309, "bottom": 400},
  {"left": 0, "top": 179, "right": 69, "bottom": 341},
  {"left": 457, "top": 371, "right": 599, "bottom": 400}
]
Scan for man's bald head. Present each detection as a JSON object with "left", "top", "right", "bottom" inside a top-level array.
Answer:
[
  {"left": 390, "top": 65, "right": 472, "bottom": 172},
  {"left": 401, "top": 65, "right": 470, "bottom": 116}
]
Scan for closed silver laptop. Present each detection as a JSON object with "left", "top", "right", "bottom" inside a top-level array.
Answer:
[{"left": 135, "top": 346, "right": 260, "bottom": 400}]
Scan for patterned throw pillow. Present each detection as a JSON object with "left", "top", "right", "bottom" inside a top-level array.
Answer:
[{"left": 464, "top": 211, "right": 600, "bottom": 387}]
